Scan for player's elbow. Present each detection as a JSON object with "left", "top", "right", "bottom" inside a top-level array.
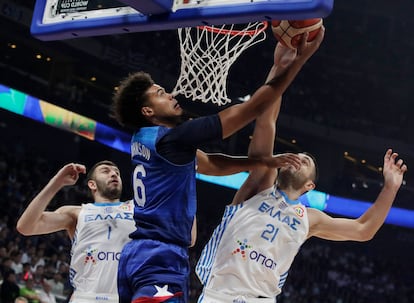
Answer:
[
  {"left": 197, "top": 164, "right": 217, "bottom": 176},
  {"left": 16, "top": 220, "right": 33, "bottom": 236},
  {"left": 355, "top": 228, "right": 375, "bottom": 242},
  {"left": 353, "top": 219, "right": 380, "bottom": 242}
]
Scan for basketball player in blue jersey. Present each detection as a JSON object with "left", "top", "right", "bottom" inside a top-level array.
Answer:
[
  {"left": 112, "top": 27, "right": 325, "bottom": 303},
  {"left": 16, "top": 161, "right": 136, "bottom": 303},
  {"left": 195, "top": 44, "right": 408, "bottom": 303}
]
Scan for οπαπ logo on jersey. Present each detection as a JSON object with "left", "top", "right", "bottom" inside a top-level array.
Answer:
[
  {"left": 83, "top": 246, "right": 98, "bottom": 264},
  {"left": 232, "top": 239, "right": 253, "bottom": 260}
]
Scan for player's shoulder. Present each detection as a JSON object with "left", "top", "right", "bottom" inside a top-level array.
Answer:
[
  {"left": 55, "top": 205, "right": 82, "bottom": 224},
  {"left": 56, "top": 205, "right": 81, "bottom": 214},
  {"left": 306, "top": 207, "right": 322, "bottom": 217},
  {"left": 306, "top": 207, "right": 330, "bottom": 227}
]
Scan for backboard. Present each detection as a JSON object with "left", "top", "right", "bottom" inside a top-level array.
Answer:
[{"left": 31, "top": 0, "right": 334, "bottom": 41}]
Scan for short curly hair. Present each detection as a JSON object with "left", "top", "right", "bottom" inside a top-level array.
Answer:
[{"left": 111, "top": 71, "right": 154, "bottom": 130}]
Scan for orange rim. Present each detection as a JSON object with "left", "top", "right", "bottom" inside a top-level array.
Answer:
[{"left": 197, "top": 21, "right": 268, "bottom": 36}]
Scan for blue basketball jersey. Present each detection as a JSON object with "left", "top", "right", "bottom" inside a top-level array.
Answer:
[{"left": 129, "top": 126, "right": 197, "bottom": 247}]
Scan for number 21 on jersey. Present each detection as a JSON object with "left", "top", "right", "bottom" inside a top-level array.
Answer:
[{"left": 261, "top": 224, "right": 279, "bottom": 242}]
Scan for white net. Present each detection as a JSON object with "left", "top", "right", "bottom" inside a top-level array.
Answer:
[{"left": 172, "top": 22, "right": 267, "bottom": 106}]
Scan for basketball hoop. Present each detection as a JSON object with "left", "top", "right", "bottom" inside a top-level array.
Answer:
[{"left": 173, "top": 21, "right": 268, "bottom": 106}]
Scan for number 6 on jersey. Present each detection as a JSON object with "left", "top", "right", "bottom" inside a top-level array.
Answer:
[{"left": 133, "top": 164, "right": 147, "bottom": 207}]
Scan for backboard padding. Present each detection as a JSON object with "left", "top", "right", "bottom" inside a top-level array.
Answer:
[{"left": 31, "top": 0, "right": 334, "bottom": 41}]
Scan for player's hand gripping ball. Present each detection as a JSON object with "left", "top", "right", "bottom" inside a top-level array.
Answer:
[{"left": 271, "top": 19, "right": 323, "bottom": 49}]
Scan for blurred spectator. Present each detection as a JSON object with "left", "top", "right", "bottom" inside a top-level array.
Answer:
[
  {"left": 45, "top": 254, "right": 58, "bottom": 271},
  {"left": 30, "top": 250, "right": 46, "bottom": 274},
  {"left": 0, "top": 247, "right": 8, "bottom": 260},
  {"left": 55, "top": 253, "right": 69, "bottom": 273},
  {"left": 38, "top": 280, "right": 57, "bottom": 303},
  {"left": 10, "top": 250, "right": 23, "bottom": 276},
  {"left": 14, "top": 297, "right": 29, "bottom": 303},
  {"left": 0, "top": 227, "right": 11, "bottom": 247},
  {"left": 1, "top": 269, "right": 20, "bottom": 303},
  {"left": 32, "top": 265, "right": 44, "bottom": 289},
  {"left": 42, "top": 263, "right": 56, "bottom": 281},
  {"left": 21, "top": 246, "right": 36, "bottom": 265},
  {"left": 1, "top": 257, "right": 13, "bottom": 277},
  {"left": 19, "top": 275, "right": 40, "bottom": 303},
  {"left": 18, "top": 263, "right": 31, "bottom": 283},
  {"left": 45, "top": 272, "right": 64, "bottom": 297}
]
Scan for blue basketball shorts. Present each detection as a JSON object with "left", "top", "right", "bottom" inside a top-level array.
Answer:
[{"left": 118, "top": 239, "right": 190, "bottom": 303}]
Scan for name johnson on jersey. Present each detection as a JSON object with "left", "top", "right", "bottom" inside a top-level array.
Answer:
[{"left": 132, "top": 142, "right": 151, "bottom": 160}]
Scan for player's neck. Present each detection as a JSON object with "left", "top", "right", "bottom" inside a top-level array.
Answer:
[
  {"left": 279, "top": 188, "right": 301, "bottom": 202},
  {"left": 93, "top": 193, "right": 120, "bottom": 203},
  {"left": 153, "top": 116, "right": 184, "bottom": 128}
]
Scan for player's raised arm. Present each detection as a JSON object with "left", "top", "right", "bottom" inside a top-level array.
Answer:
[
  {"left": 16, "top": 163, "right": 85, "bottom": 237},
  {"left": 218, "top": 26, "right": 325, "bottom": 139},
  {"left": 231, "top": 41, "right": 305, "bottom": 204},
  {"left": 308, "top": 149, "right": 407, "bottom": 241},
  {"left": 196, "top": 150, "right": 300, "bottom": 176}
]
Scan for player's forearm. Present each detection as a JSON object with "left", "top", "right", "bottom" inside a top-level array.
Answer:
[
  {"left": 356, "top": 183, "right": 400, "bottom": 240},
  {"left": 265, "top": 65, "right": 278, "bottom": 85},
  {"left": 239, "top": 55, "right": 306, "bottom": 121},
  {"left": 219, "top": 63, "right": 304, "bottom": 139},
  {"left": 265, "top": 54, "right": 308, "bottom": 90},
  {"left": 248, "top": 99, "right": 279, "bottom": 158},
  {"left": 199, "top": 154, "right": 269, "bottom": 176},
  {"left": 258, "top": 53, "right": 308, "bottom": 105},
  {"left": 16, "top": 177, "right": 63, "bottom": 235},
  {"left": 190, "top": 217, "right": 197, "bottom": 248}
]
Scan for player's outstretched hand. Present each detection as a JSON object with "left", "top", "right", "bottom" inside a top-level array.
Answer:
[
  {"left": 263, "top": 153, "right": 301, "bottom": 170},
  {"left": 382, "top": 149, "right": 407, "bottom": 189},
  {"left": 297, "top": 25, "right": 325, "bottom": 62},
  {"left": 54, "top": 163, "right": 86, "bottom": 187}
]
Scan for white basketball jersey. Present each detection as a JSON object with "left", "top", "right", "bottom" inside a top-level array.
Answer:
[
  {"left": 196, "top": 187, "right": 309, "bottom": 299},
  {"left": 70, "top": 200, "right": 135, "bottom": 296}
]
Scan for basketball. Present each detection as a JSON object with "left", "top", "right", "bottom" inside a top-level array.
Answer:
[{"left": 271, "top": 19, "right": 323, "bottom": 49}]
